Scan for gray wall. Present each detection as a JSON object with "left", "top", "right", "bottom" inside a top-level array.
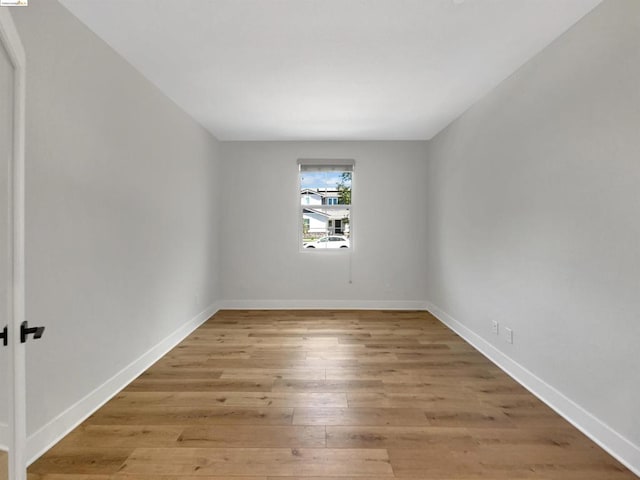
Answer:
[
  {"left": 220, "top": 141, "right": 428, "bottom": 308},
  {"left": 425, "top": 0, "right": 640, "bottom": 450},
  {"left": 12, "top": 1, "right": 222, "bottom": 437}
]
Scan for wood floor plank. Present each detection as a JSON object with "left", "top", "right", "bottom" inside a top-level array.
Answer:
[
  {"left": 325, "top": 366, "right": 498, "bottom": 381},
  {"left": 424, "top": 408, "right": 517, "bottom": 428},
  {"left": 347, "top": 392, "right": 474, "bottom": 408},
  {"left": 264, "top": 478, "right": 424, "bottom": 480},
  {"left": 125, "top": 378, "right": 274, "bottom": 392},
  {"left": 119, "top": 448, "right": 393, "bottom": 476},
  {"left": 219, "top": 368, "right": 326, "bottom": 381},
  {"left": 200, "top": 337, "right": 341, "bottom": 347},
  {"left": 177, "top": 426, "right": 326, "bottom": 448},
  {"left": 292, "top": 407, "right": 430, "bottom": 426},
  {"left": 387, "top": 446, "right": 483, "bottom": 478},
  {"left": 27, "top": 310, "right": 637, "bottom": 479},
  {"left": 205, "top": 358, "right": 353, "bottom": 369},
  {"left": 86, "top": 406, "right": 294, "bottom": 426},
  {"left": 27, "top": 446, "right": 131, "bottom": 475},
  {"left": 112, "top": 476, "right": 265, "bottom": 480},
  {"left": 272, "top": 379, "right": 384, "bottom": 392},
  {"left": 113, "top": 391, "right": 348, "bottom": 408},
  {"left": 466, "top": 426, "right": 589, "bottom": 446},
  {"left": 27, "top": 475, "right": 113, "bottom": 480},
  {"left": 326, "top": 425, "right": 475, "bottom": 449},
  {"left": 137, "top": 369, "right": 223, "bottom": 380},
  {"left": 55, "top": 425, "right": 183, "bottom": 448},
  {"left": 381, "top": 380, "right": 471, "bottom": 394}
]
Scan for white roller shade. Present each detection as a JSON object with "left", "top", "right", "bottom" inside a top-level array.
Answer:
[{"left": 298, "top": 158, "right": 355, "bottom": 172}]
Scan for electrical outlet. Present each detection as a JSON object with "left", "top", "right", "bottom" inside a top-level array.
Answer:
[
  {"left": 505, "top": 327, "right": 513, "bottom": 344},
  {"left": 491, "top": 320, "right": 499, "bottom": 335}
]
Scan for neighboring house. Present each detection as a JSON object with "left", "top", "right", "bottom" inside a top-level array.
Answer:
[
  {"left": 301, "top": 188, "right": 350, "bottom": 237},
  {"left": 300, "top": 188, "right": 340, "bottom": 206}
]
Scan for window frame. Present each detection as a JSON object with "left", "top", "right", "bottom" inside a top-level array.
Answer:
[{"left": 297, "top": 159, "right": 354, "bottom": 253}]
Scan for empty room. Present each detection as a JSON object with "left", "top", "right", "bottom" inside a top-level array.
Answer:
[{"left": 0, "top": 0, "right": 639, "bottom": 478}]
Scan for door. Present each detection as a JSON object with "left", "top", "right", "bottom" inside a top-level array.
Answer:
[
  {"left": 0, "top": 8, "right": 26, "bottom": 480},
  {"left": 0, "top": 28, "right": 12, "bottom": 480},
  {"left": 0, "top": 23, "right": 14, "bottom": 480}
]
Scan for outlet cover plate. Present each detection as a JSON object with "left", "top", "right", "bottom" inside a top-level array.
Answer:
[
  {"left": 491, "top": 320, "right": 499, "bottom": 335},
  {"left": 505, "top": 327, "right": 513, "bottom": 344}
]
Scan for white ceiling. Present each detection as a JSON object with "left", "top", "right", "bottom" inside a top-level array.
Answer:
[{"left": 59, "top": 0, "right": 601, "bottom": 141}]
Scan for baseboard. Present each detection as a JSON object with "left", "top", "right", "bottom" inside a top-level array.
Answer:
[
  {"left": 220, "top": 299, "right": 429, "bottom": 310},
  {"left": 25, "top": 301, "right": 221, "bottom": 465},
  {"left": 0, "top": 423, "right": 8, "bottom": 450},
  {"left": 425, "top": 300, "right": 640, "bottom": 477}
]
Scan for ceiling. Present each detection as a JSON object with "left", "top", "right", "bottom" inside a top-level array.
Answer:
[{"left": 59, "top": 0, "right": 601, "bottom": 141}]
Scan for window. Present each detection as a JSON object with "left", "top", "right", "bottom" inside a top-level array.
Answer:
[{"left": 299, "top": 159, "right": 353, "bottom": 250}]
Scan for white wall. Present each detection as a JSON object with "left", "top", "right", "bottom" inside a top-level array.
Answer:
[
  {"left": 424, "top": 0, "right": 640, "bottom": 469},
  {"left": 12, "top": 0, "right": 222, "bottom": 449},
  {"left": 220, "top": 141, "right": 428, "bottom": 309}
]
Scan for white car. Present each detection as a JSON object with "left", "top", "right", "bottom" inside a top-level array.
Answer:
[{"left": 304, "top": 235, "right": 350, "bottom": 249}]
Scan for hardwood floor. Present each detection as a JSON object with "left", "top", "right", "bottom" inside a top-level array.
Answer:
[
  {"left": 0, "top": 449, "right": 7, "bottom": 480},
  {"left": 28, "top": 310, "right": 637, "bottom": 479}
]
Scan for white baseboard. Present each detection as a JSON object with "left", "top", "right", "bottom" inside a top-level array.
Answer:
[
  {"left": 220, "top": 299, "right": 428, "bottom": 310},
  {"left": 0, "top": 423, "right": 8, "bottom": 451},
  {"left": 426, "top": 300, "right": 640, "bottom": 477},
  {"left": 25, "top": 301, "right": 221, "bottom": 465}
]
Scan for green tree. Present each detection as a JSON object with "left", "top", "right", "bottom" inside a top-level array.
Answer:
[{"left": 337, "top": 171, "right": 352, "bottom": 205}]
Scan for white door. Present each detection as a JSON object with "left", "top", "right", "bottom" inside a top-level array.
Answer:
[
  {"left": 0, "top": 8, "right": 26, "bottom": 480},
  {"left": 0, "top": 24, "right": 14, "bottom": 480}
]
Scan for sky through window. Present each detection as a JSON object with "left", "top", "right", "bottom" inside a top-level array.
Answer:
[{"left": 301, "top": 171, "right": 351, "bottom": 190}]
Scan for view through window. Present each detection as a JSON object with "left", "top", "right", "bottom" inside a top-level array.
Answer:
[{"left": 299, "top": 160, "right": 353, "bottom": 250}]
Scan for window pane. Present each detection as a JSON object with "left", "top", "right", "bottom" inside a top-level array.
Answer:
[
  {"left": 300, "top": 165, "right": 352, "bottom": 250},
  {"left": 300, "top": 171, "right": 351, "bottom": 206},
  {"left": 301, "top": 207, "right": 350, "bottom": 249}
]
